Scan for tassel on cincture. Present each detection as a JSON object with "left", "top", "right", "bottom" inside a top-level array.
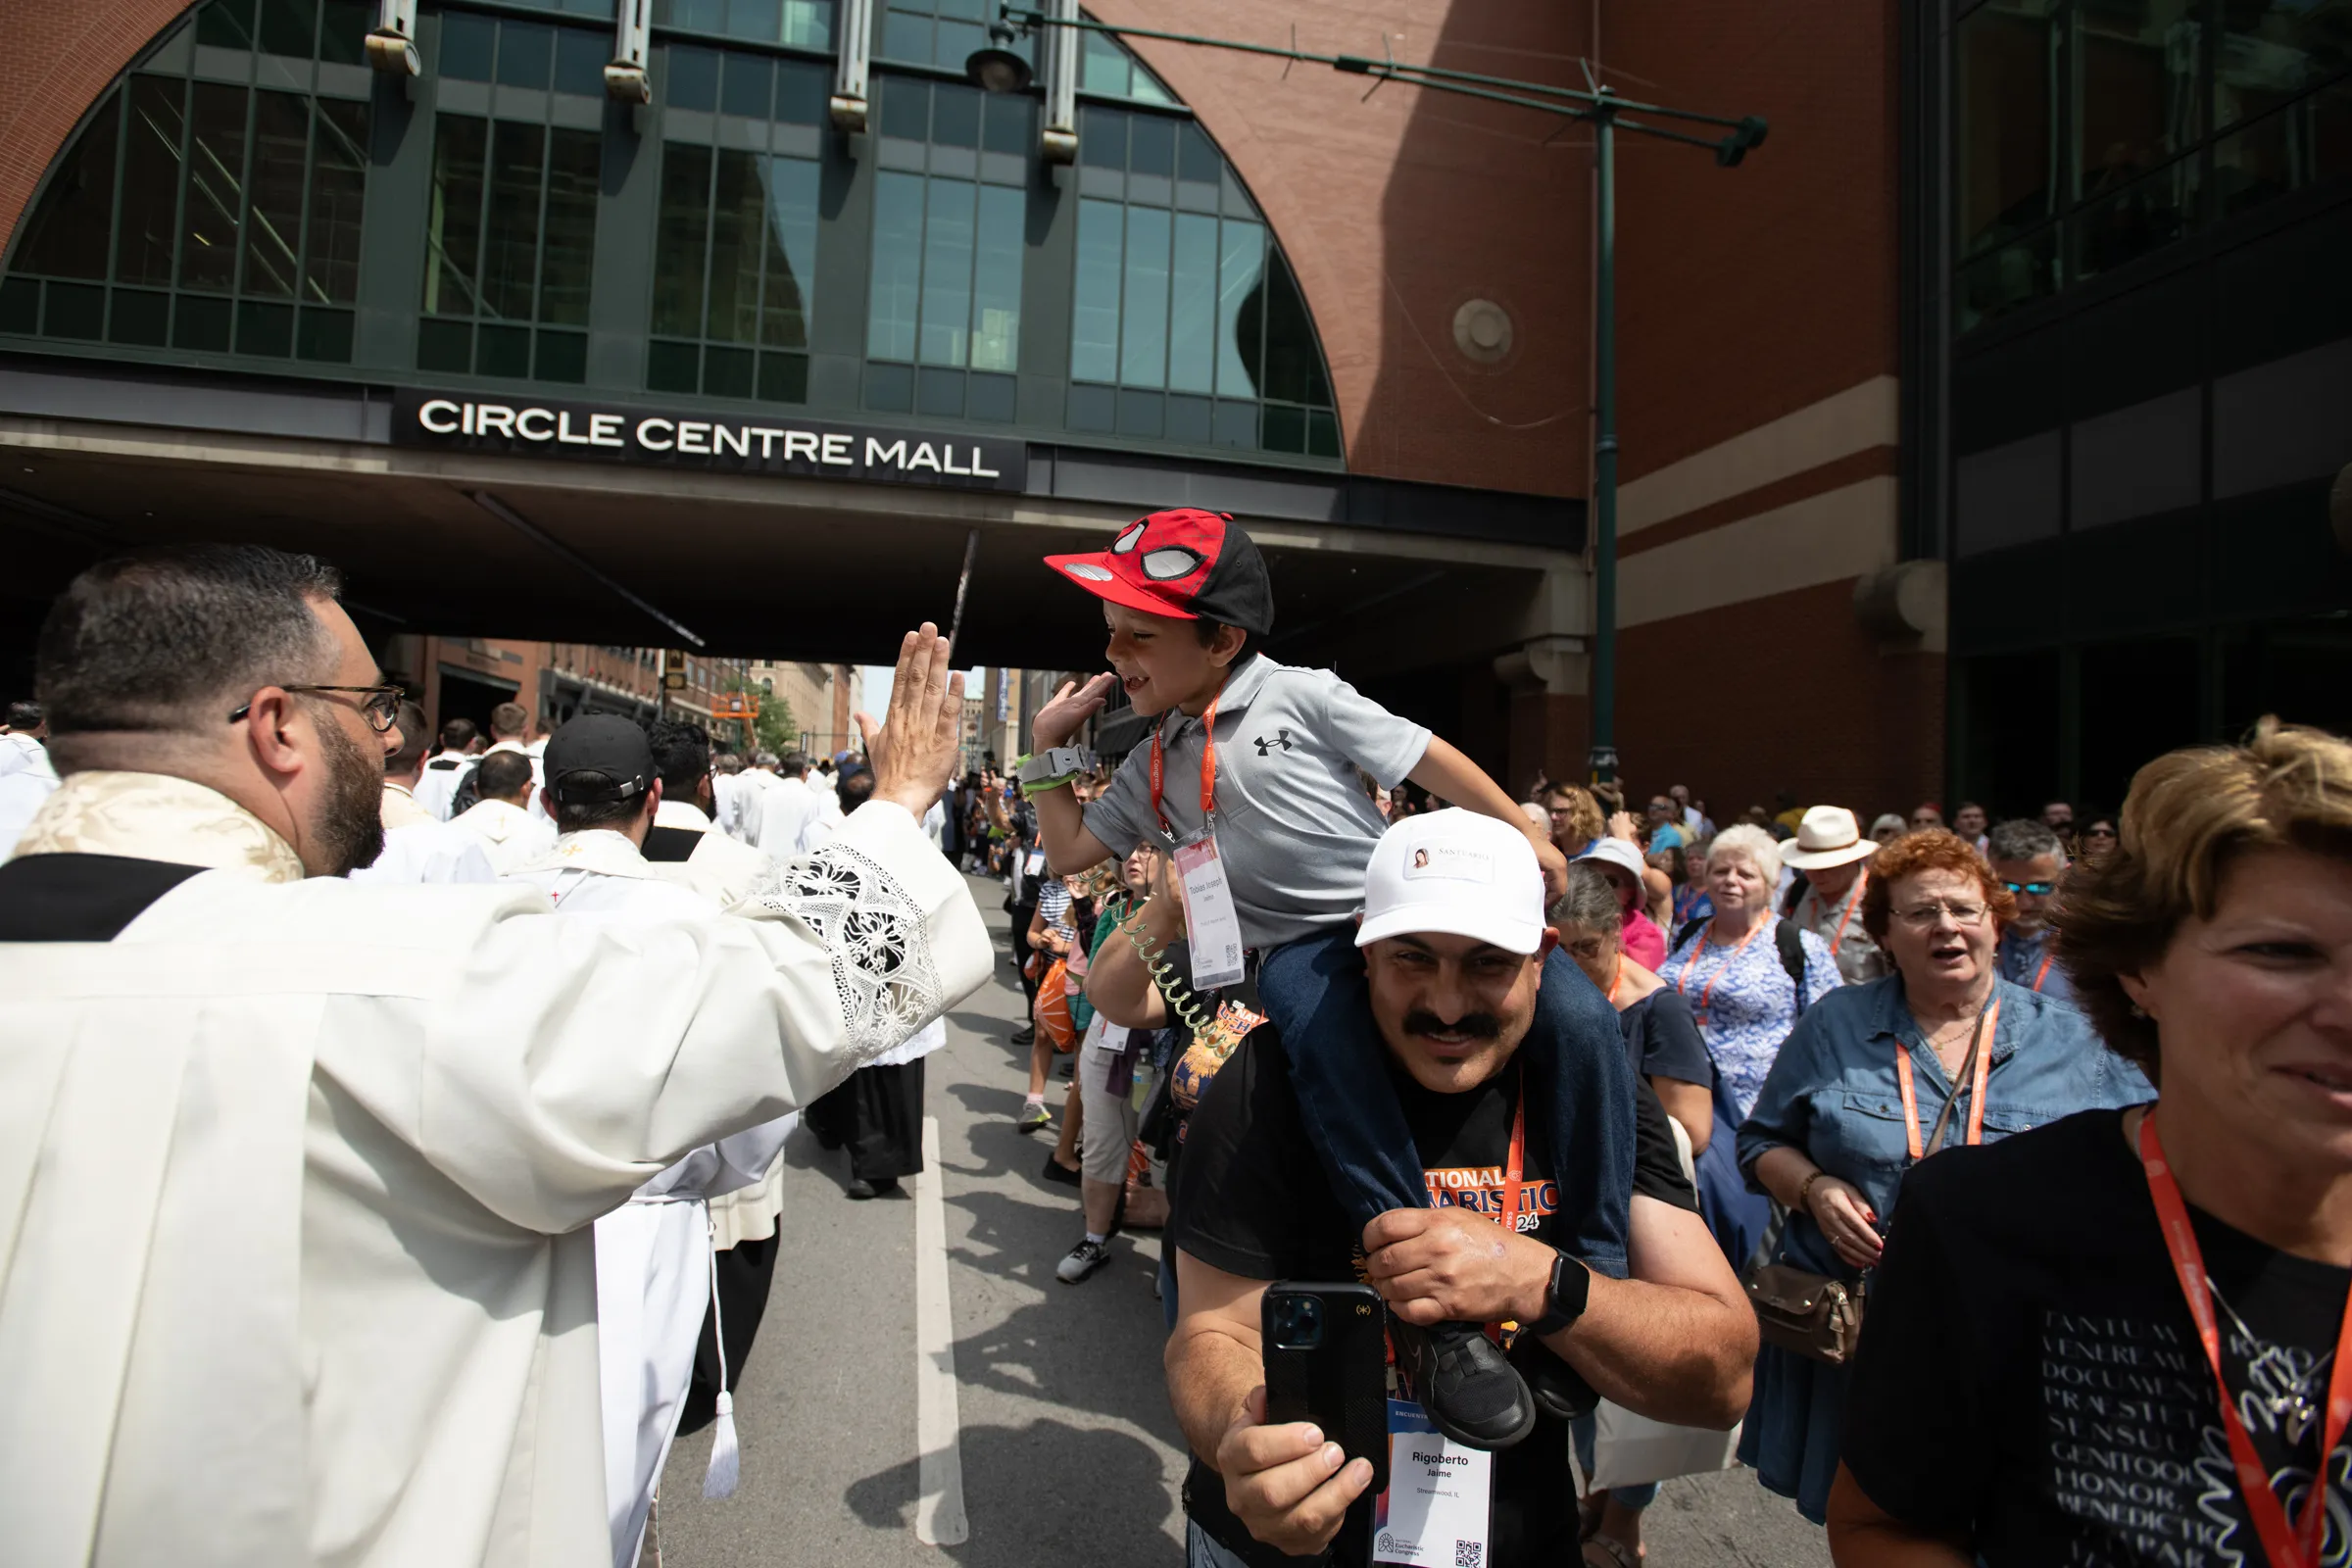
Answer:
[{"left": 702, "top": 1391, "right": 740, "bottom": 1498}]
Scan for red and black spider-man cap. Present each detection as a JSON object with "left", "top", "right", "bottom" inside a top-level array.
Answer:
[{"left": 1042, "top": 509, "right": 1275, "bottom": 635}]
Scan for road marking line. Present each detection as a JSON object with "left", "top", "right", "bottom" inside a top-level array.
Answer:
[{"left": 913, "top": 1115, "right": 968, "bottom": 1545}]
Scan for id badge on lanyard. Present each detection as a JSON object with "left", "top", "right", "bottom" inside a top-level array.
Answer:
[
  {"left": 1373, "top": 1398, "right": 1493, "bottom": 1566},
  {"left": 1152, "top": 695, "right": 1246, "bottom": 992}
]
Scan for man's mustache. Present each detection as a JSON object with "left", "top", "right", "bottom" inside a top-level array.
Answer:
[{"left": 1402, "top": 1009, "right": 1502, "bottom": 1042}]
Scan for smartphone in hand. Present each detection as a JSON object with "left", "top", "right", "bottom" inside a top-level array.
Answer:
[{"left": 1261, "top": 1282, "right": 1390, "bottom": 1495}]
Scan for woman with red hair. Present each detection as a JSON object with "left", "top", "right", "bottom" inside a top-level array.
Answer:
[{"left": 1732, "top": 828, "right": 2150, "bottom": 1525}]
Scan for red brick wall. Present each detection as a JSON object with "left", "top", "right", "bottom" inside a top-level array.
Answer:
[
  {"left": 1615, "top": 577, "right": 1942, "bottom": 828},
  {"left": 0, "top": 0, "right": 190, "bottom": 259},
  {"left": 1605, "top": 0, "right": 1901, "bottom": 482}
]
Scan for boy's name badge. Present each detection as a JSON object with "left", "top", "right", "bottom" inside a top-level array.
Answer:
[
  {"left": 1171, "top": 832, "right": 1245, "bottom": 991},
  {"left": 1374, "top": 1399, "right": 1492, "bottom": 1567}
]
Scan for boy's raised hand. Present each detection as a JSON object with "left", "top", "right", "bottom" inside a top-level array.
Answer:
[{"left": 1033, "top": 672, "right": 1117, "bottom": 751}]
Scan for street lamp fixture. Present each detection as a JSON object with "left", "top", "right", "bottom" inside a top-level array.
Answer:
[
  {"left": 965, "top": 19, "right": 1034, "bottom": 94},
  {"left": 967, "top": 7, "right": 1764, "bottom": 786}
]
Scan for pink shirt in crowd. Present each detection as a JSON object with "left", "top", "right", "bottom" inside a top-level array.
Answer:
[{"left": 1622, "top": 907, "right": 1668, "bottom": 970}]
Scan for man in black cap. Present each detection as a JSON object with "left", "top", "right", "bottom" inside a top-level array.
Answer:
[{"left": 506, "top": 712, "right": 794, "bottom": 1568}]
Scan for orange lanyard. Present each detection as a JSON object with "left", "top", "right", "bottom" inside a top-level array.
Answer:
[
  {"left": 1607, "top": 959, "right": 1624, "bottom": 1006},
  {"left": 1148, "top": 694, "right": 1218, "bottom": 835},
  {"left": 1675, "top": 915, "right": 1770, "bottom": 1024},
  {"left": 2031, "top": 951, "right": 2054, "bottom": 993},
  {"left": 1497, "top": 1072, "right": 1527, "bottom": 1233},
  {"left": 1828, "top": 868, "right": 1867, "bottom": 958},
  {"left": 2139, "top": 1112, "right": 2352, "bottom": 1568},
  {"left": 1893, "top": 1000, "right": 1998, "bottom": 1159}
]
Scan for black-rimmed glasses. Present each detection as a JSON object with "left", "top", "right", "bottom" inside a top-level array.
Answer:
[{"left": 228, "top": 684, "right": 405, "bottom": 734}]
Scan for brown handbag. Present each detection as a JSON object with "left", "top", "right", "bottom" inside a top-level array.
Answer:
[
  {"left": 1743, "top": 1263, "right": 1865, "bottom": 1364},
  {"left": 1742, "top": 1001, "right": 1996, "bottom": 1366}
]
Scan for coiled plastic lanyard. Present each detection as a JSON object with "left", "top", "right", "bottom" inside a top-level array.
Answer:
[
  {"left": 1150, "top": 695, "right": 1245, "bottom": 990},
  {"left": 2139, "top": 1111, "right": 2352, "bottom": 1568},
  {"left": 1674, "top": 915, "right": 1770, "bottom": 1027},
  {"left": 1893, "top": 999, "right": 1998, "bottom": 1159}
]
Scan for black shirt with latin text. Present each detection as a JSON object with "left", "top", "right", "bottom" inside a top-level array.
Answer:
[{"left": 1845, "top": 1107, "right": 2352, "bottom": 1567}]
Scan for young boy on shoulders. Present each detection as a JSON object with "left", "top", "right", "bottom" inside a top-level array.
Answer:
[{"left": 1018, "top": 509, "right": 1632, "bottom": 1449}]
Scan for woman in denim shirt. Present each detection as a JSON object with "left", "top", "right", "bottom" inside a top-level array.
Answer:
[{"left": 1733, "top": 830, "right": 2151, "bottom": 1524}]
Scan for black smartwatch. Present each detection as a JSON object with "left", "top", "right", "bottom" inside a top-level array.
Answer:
[{"left": 1527, "top": 1249, "right": 1591, "bottom": 1338}]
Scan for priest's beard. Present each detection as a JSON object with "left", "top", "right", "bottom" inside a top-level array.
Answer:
[{"left": 312, "top": 716, "right": 387, "bottom": 875}]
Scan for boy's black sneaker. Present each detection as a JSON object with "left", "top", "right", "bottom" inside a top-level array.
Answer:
[
  {"left": 1389, "top": 1317, "right": 1537, "bottom": 1450},
  {"left": 1509, "top": 1332, "right": 1599, "bottom": 1421}
]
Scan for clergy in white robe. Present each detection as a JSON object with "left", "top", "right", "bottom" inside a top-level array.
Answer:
[
  {"left": 506, "top": 719, "right": 797, "bottom": 1568},
  {"left": 753, "top": 761, "right": 825, "bottom": 860},
  {"left": 444, "top": 750, "right": 555, "bottom": 873},
  {"left": 0, "top": 544, "right": 983, "bottom": 1568}
]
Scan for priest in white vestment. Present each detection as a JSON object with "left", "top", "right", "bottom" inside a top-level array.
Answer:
[
  {"left": 0, "top": 543, "right": 985, "bottom": 1568},
  {"left": 752, "top": 751, "right": 825, "bottom": 860},
  {"left": 505, "top": 714, "right": 794, "bottom": 1568},
  {"left": 444, "top": 749, "right": 557, "bottom": 873}
]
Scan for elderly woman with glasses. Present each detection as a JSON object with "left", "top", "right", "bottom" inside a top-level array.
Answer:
[{"left": 1730, "top": 829, "right": 2150, "bottom": 1525}]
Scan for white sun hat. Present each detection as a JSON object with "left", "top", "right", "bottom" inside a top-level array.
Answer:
[
  {"left": 1355, "top": 808, "right": 1545, "bottom": 955},
  {"left": 1781, "top": 806, "right": 1879, "bottom": 871}
]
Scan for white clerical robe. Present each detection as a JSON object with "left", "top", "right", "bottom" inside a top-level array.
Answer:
[
  {"left": 506, "top": 828, "right": 791, "bottom": 1568},
  {"left": 647, "top": 798, "right": 771, "bottom": 905},
  {"left": 753, "top": 774, "right": 823, "bottom": 861},
  {"left": 447, "top": 797, "right": 558, "bottom": 873},
  {"left": 411, "top": 750, "right": 472, "bottom": 821},
  {"left": 0, "top": 769, "right": 987, "bottom": 1568}
]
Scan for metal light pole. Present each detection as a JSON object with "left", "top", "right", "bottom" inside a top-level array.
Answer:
[{"left": 974, "top": 9, "right": 1763, "bottom": 788}]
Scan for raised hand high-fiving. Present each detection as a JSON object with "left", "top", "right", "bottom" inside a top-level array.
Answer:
[
  {"left": 1031, "top": 672, "right": 1117, "bottom": 751},
  {"left": 856, "top": 622, "right": 965, "bottom": 818}
]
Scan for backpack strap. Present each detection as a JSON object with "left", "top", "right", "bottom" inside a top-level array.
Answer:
[{"left": 1775, "top": 918, "right": 1810, "bottom": 1016}]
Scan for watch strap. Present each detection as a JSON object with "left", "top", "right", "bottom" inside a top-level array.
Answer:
[
  {"left": 1528, "top": 1249, "right": 1590, "bottom": 1338},
  {"left": 1015, "top": 746, "right": 1088, "bottom": 785}
]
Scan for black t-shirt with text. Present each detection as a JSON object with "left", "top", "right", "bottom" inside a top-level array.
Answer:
[
  {"left": 1846, "top": 1107, "right": 2352, "bottom": 1567},
  {"left": 1171, "top": 1026, "right": 1693, "bottom": 1568}
]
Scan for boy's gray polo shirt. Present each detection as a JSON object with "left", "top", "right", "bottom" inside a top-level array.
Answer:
[{"left": 1081, "top": 654, "right": 1430, "bottom": 949}]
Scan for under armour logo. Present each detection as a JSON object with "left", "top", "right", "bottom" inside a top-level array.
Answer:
[{"left": 1253, "top": 729, "right": 1295, "bottom": 757}]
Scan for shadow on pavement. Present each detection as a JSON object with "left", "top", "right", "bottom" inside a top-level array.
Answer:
[{"left": 844, "top": 1419, "right": 1183, "bottom": 1568}]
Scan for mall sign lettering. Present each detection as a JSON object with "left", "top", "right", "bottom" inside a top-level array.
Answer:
[{"left": 391, "top": 389, "right": 1026, "bottom": 492}]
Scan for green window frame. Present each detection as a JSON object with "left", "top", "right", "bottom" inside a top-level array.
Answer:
[
  {"left": 0, "top": 0, "right": 371, "bottom": 363},
  {"left": 416, "top": 12, "right": 613, "bottom": 383},
  {"left": 862, "top": 74, "right": 1029, "bottom": 421},
  {"left": 654, "top": 0, "right": 834, "bottom": 52},
  {"left": 1066, "top": 103, "right": 1336, "bottom": 457}
]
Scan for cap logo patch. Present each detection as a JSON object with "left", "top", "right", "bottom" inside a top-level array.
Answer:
[
  {"left": 1063, "top": 563, "right": 1114, "bottom": 581},
  {"left": 1403, "top": 844, "right": 1494, "bottom": 883}
]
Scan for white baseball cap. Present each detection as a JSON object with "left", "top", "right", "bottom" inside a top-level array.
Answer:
[
  {"left": 1574, "top": 836, "right": 1649, "bottom": 883},
  {"left": 1355, "top": 808, "right": 1545, "bottom": 955}
]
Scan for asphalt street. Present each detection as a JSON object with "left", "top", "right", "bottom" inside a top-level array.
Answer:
[{"left": 655, "top": 872, "right": 1833, "bottom": 1568}]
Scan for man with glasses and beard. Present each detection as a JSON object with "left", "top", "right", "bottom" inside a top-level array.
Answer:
[{"left": 0, "top": 544, "right": 989, "bottom": 1567}]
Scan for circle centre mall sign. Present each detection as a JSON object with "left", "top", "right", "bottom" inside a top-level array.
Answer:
[{"left": 392, "top": 388, "right": 1027, "bottom": 492}]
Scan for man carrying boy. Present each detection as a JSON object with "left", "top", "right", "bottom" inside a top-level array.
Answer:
[{"left": 1022, "top": 509, "right": 1632, "bottom": 1448}]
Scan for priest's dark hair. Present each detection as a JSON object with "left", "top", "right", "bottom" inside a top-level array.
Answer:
[
  {"left": 36, "top": 544, "right": 345, "bottom": 772},
  {"left": 472, "top": 750, "right": 534, "bottom": 804},
  {"left": 647, "top": 718, "right": 712, "bottom": 797},
  {"left": 387, "top": 703, "right": 430, "bottom": 773},
  {"left": 551, "top": 774, "right": 646, "bottom": 834}
]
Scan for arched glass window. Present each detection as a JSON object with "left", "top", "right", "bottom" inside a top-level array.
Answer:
[
  {"left": 0, "top": 0, "right": 372, "bottom": 362},
  {"left": 2, "top": 2, "right": 1342, "bottom": 466}
]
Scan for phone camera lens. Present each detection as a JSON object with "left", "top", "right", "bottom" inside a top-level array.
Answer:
[{"left": 1271, "top": 1293, "right": 1324, "bottom": 1348}]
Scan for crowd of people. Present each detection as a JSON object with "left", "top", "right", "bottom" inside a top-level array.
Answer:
[{"left": 2, "top": 512, "right": 2347, "bottom": 1568}]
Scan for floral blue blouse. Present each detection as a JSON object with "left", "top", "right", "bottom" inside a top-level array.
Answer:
[
  {"left": 1656, "top": 915, "right": 1840, "bottom": 1119},
  {"left": 1734, "top": 975, "right": 2153, "bottom": 1279}
]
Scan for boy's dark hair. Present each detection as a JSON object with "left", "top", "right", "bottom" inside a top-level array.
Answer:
[
  {"left": 1193, "top": 618, "right": 1252, "bottom": 666},
  {"left": 439, "top": 716, "right": 479, "bottom": 751},
  {"left": 6, "top": 700, "right": 41, "bottom": 730},
  {"left": 647, "top": 718, "right": 712, "bottom": 796},
  {"left": 472, "top": 750, "right": 534, "bottom": 803}
]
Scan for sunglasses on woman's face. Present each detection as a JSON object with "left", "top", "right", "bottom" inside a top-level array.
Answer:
[{"left": 2083, "top": 825, "right": 2117, "bottom": 840}]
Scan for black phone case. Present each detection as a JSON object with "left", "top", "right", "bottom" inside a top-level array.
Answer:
[{"left": 1261, "top": 1281, "right": 1390, "bottom": 1495}]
